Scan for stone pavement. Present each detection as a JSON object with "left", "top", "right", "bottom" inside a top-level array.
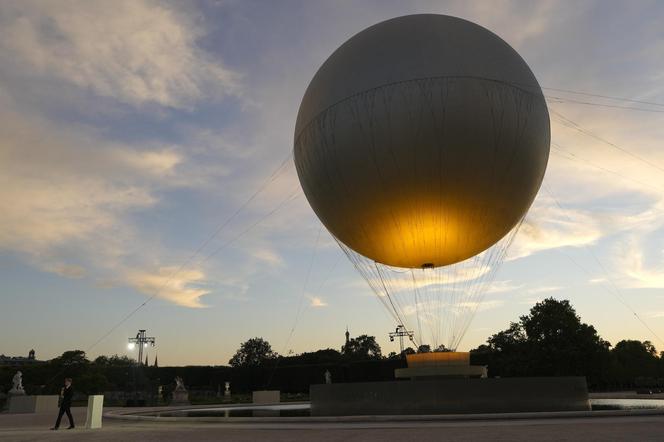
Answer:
[{"left": 1, "top": 407, "right": 664, "bottom": 441}]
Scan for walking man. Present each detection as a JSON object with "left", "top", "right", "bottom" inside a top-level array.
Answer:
[{"left": 51, "top": 377, "right": 75, "bottom": 430}]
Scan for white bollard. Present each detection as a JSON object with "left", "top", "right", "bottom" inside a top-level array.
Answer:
[{"left": 85, "top": 395, "right": 104, "bottom": 429}]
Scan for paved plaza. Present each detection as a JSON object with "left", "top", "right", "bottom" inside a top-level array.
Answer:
[{"left": 2, "top": 407, "right": 664, "bottom": 441}]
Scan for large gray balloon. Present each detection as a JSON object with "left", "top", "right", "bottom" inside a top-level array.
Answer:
[{"left": 294, "top": 14, "right": 550, "bottom": 268}]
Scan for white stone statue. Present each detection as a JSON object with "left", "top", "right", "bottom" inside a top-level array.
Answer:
[
  {"left": 224, "top": 381, "right": 230, "bottom": 397},
  {"left": 171, "top": 376, "right": 189, "bottom": 405},
  {"left": 9, "top": 371, "right": 25, "bottom": 395},
  {"left": 324, "top": 369, "right": 332, "bottom": 384}
]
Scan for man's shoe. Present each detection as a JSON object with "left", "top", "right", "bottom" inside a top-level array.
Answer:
[{"left": 67, "top": 426, "right": 75, "bottom": 429}]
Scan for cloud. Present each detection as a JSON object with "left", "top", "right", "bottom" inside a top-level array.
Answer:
[
  {"left": 520, "top": 296, "right": 546, "bottom": 306},
  {"left": 485, "top": 280, "right": 524, "bottom": 294},
  {"left": 309, "top": 296, "right": 328, "bottom": 308},
  {"left": 0, "top": 103, "right": 176, "bottom": 265},
  {"left": 0, "top": 1, "right": 253, "bottom": 310},
  {"left": 458, "top": 299, "right": 505, "bottom": 312},
  {"left": 250, "top": 247, "right": 285, "bottom": 268},
  {"left": 509, "top": 196, "right": 603, "bottom": 260},
  {"left": 127, "top": 266, "right": 209, "bottom": 308},
  {"left": 402, "top": 298, "right": 504, "bottom": 319},
  {"left": 0, "top": 0, "right": 240, "bottom": 109},
  {"left": 527, "top": 286, "right": 563, "bottom": 294},
  {"left": 0, "top": 90, "right": 232, "bottom": 308},
  {"left": 48, "top": 264, "right": 87, "bottom": 279},
  {"left": 615, "top": 237, "right": 664, "bottom": 289}
]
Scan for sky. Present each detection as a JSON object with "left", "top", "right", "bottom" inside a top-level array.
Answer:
[{"left": 1, "top": 0, "right": 664, "bottom": 366}]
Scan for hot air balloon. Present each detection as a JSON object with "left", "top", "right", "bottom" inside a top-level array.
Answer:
[{"left": 294, "top": 14, "right": 549, "bottom": 350}]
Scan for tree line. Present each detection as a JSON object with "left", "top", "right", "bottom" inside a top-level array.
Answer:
[{"left": 2, "top": 298, "right": 663, "bottom": 401}]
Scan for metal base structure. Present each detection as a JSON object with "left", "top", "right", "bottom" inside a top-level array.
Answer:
[{"left": 310, "top": 377, "right": 590, "bottom": 416}]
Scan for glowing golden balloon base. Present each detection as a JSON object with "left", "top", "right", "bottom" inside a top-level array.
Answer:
[{"left": 394, "top": 352, "right": 487, "bottom": 379}]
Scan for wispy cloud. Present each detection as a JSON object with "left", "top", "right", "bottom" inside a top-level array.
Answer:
[
  {"left": 309, "top": 296, "right": 328, "bottom": 308},
  {"left": 615, "top": 237, "right": 664, "bottom": 289},
  {"left": 0, "top": 0, "right": 240, "bottom": 108},
  {"left": 527, "top": 286, "right": 563, "bottom": 294},
  {"left": 485, "top": 280, "right": 524, "bottom": 294},
  {"left": 509, "top": 196, "right": 603, "bottom": 260},
  {"left": 127, "top": 266, "right": 210, "bottom": 308}
]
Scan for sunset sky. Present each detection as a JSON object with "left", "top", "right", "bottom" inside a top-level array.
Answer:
[{"left": 2, "top": 0, "right": 664, "bottom": 366}]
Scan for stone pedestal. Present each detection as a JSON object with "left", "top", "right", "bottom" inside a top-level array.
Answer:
[
  {"left": 171, "top": 389, "right": 190, "bottom": 406},
  {"left": 85, "top": 395, "right": 104, "bottom": 429},
  {"left": 8, "top": 395, "right": 59, "bottom": 413},
  {"left": 252, "top": 390, "right": 280, "bottom": 404}
]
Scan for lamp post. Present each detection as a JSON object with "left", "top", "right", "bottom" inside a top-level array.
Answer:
[
  {"left": 389, "top": 324, "right": 414, "bottom": 355},
  {"left": 128, "top": 330, "right": 155, "bottom": 366}
]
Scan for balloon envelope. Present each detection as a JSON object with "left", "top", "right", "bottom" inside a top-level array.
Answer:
[{"left": 295, "top": 14, "right": 549, "bottom": 268}]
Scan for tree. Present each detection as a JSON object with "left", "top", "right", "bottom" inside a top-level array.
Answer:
[
  {"left": 401, "top": 347, "right": 416, "bottom": 356},
  {"left": 417, "top": 344, "right": 431, "bottom": 353},
  {"left": 520, "top": 298, "right": 610, "bottom": 379},
  {"left": 475, "top": 298, "right": 610, "bottom": 384},
  {"left": 94, "top": 355, "right": 134, "bottom": 366},
  {"left": 229, "top": 338, "right": 276, "bottom": 368},
  {"left": 277, "top": 348, "right": 341, "bottom": 366},
  {"left": 52, "top": 350, "right": 89, "bottom": 366},
  {"left": 611, "top": 340, "right": 660, "bottom": 384},
  {"left": 433, "top": 344, "right": 451, "bottom": 352},
  {"left": 342, "top": 335, "right": 382, "bottom": 359}
]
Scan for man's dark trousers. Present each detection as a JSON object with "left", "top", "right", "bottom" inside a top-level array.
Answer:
[{"left": 54, "top": 404, "right": 74, "bottom": 428}]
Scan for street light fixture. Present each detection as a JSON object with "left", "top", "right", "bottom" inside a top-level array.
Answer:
[
  {"left": 127, "top": 329, "right": 155, "bottom": 365},
  {"left": 389, "top": 324, "right": 414, "bottom": 355}
]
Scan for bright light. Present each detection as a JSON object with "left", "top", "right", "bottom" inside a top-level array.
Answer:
[
  {"left": 143, "top": 343, "right": 148, "bottom": 348},
  {"left": 127, "top": 343, "right": 135, "bottom": 350}
]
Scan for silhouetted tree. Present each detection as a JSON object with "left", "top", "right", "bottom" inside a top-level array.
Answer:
[
  {"left": 342, "top": 335, "right": 382, "bottom": 359},
  {"left": 401, "top": 347, "right": 416, "bottom": 357},
  {"left": 276, "top": 348, "right": 341, "bottom": 366},
  {"left": 94, "top": 355, "right": 134, "bottom": 366},
  {"left": 229, "top": 338, "right": 276, "bottom": 368},
  {"left": 473, "top": 298, "right": 610, "bottom": 384},
  {"left": 610, "top": 340, "right": 660, "bottom": 384},
  {"left": 417, "top": 344, "right": 431, "bottom": 353},
  {"left": 52, "top": 350, "right": 89, "bottom": 366}
]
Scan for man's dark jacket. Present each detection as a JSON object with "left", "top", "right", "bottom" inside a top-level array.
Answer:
[{"left": 61, "top": 386, "right": 73, "bottom": 407}]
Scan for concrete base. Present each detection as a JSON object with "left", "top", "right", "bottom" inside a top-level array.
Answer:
[
  {"left": 310, "top": 377, "right": 590, "bottom": 416},
  {"left": 85, "top": 395, "right": 104, "bottom": 429},
  {"left": 8, "top": 395, "right": 59, "bottom": 414},
  {"left": 252, "top": 390, "right": 280, "bottom": 405}
]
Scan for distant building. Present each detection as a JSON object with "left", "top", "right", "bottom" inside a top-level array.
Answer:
[{"left": 0, "top": 349, "right": 45, "bottom": 367}]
